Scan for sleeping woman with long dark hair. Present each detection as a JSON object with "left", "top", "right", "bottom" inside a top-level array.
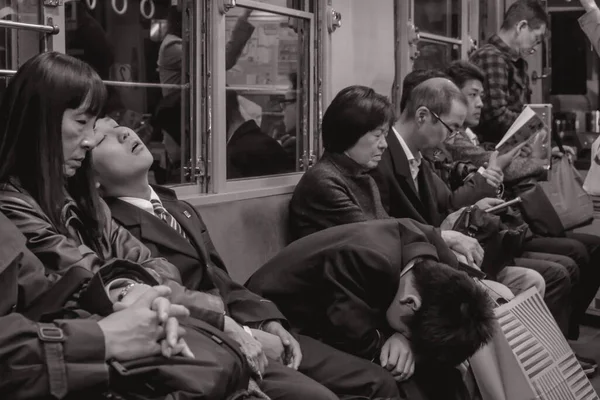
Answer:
[{"left": 0, "top": 53, "right": 268, "bottom": 376}]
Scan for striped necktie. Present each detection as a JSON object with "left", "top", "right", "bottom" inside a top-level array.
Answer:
[{"left": 150, "top": 199, "right": 188, "bottom": 240}]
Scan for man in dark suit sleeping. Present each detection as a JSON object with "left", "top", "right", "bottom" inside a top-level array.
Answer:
[
  {"left": 246, "top": 218, "right": 496, "bottom": 400},
  {"left": 91, "top": 117, "right": 403, "bottom": 400}
]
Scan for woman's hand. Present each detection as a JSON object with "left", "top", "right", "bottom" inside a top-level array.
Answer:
[
  {"left": 114, "top": 285, "right": 194, "bottom": 359},
  {"left": 102, "top": 286, "right": 193, "bottom": 360}
]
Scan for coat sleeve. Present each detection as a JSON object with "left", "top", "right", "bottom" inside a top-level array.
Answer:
[
  {"left": 320, "top": 248, "right": 391, "bottom": 361},
  {"left": 290, "top": 170, "right": 375, "bottom": 239},
  {"left": 448, "top": 173, "right": 497, "bottom": 210},
  {"left": 426, "top": 163, "right": 495, "bottom": 213},
  {"left": 395, "top": 218, "right": 459, "bottom": 269},
  {"left": 580, "top": 8, "right": 600, "bottom": 58},
  {"left": 225, "top": 18, "right": 255, "bottom": 70},
  {"left": 210, "top": 266, "right": 288, "bottom": 328},
  {"left": 446, "top": 138, "right": 492, "bottom": 168},
  {"left": 0, "top": 313, "right": 108, "bottom": 399},
  {"left": 0, "top": 194, "right": 107, "bottom": 276},
  {"left": 503, "top": 156, "right": 547, "bottom": 183}
]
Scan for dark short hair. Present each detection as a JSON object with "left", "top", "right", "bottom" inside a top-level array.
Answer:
[
  {"left": 322, "top": 85, "right": 395, "bottom": 153},
  {"left": 0, "top": 52, "right": 107, "bottom": 251},
  {"left": 445, "top": 60, "right": 486, "bottom": 89},
  {"left": 400, "top": 69, "right": 448, "bottom": 112},
  {"left": 409, "top": 259, "right": 495, "bottom": 367},
  {"left": 501, "top": 0, "right": 548, "bottom": 30},
  {"left": 167, "top": 5, "right": 183, "bottom": 37},
  {"left": 404, "top": 78, "right": 467, "bottom": 120}
]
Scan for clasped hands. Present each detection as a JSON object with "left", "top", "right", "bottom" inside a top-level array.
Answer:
[{"left": 99, "top": 284, "right": 194, "bottom": 361}]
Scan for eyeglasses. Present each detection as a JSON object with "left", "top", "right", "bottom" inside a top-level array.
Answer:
[
  {"left": 428, "top": 108, "right": 461, "bottom": 142},
  {"left": 279, "top": 98, "right": 297, "bottom": 110}
]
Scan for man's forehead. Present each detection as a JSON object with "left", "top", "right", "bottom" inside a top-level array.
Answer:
[
  {"left": 96, "top": 117, "right": 119, "bottom": 130},
  {"left": 531, "top": 23, "right": 547, "bottom": 37},
  {"left": 463, "top": 80, "right": 483, "bottom": 91}
]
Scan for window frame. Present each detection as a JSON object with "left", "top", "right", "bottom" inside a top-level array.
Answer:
[
  {"left": 394, "top": 0, "right": 473, "bottom": 112},
  {"left": 207, "top": 0, "right": 316, "bottom": 196}
]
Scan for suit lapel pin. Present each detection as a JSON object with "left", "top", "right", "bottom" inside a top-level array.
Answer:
[{"left": 183, "top": 210, "right": 192, "bottom": 218}]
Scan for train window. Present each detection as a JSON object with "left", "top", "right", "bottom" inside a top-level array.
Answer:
[
  {"left": 414, "top": 0, "right": 461, "bottom": 39},
  {"left": 0, "top": 1, "right": 44, "bottom": 100},
  {"left": 413, "top": 40, "right": 461, "bottom": 70},
  {"left": 224, "top": 6, "right": 308, "bottom": 180},
  {"left": 65, "top": 0, "right": 196, "bottom": 187}
]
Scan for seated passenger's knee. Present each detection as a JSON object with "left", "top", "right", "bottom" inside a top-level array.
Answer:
[
  {"left": 360, "top": 365, "right": 401, "bottom": 398},
  {"left": 480, "top": 279, "right": 514, "bottom": 301}
]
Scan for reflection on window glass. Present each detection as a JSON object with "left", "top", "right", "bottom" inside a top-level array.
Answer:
[
  {"left": 414, "top": 0, "right": 461, "bottom": 38},
  {"left": 0, "top": 0, "right": 42, "bottom": 102},
  {"left": 255, "top": 0, "right": 305, "bottom": 10},
  {"left": 65, "top": 0, "right": 193, "bottom": 186},
  {"left": 225, "top": 7, "right": 307, "bottom": 180},
  {"left": 413, "top": 40, "right": 460, "bottom": 71}
]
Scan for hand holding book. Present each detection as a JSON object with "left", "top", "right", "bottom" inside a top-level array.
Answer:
[{"left": 495, "top": 106, "right": 547, "bottom": 156}]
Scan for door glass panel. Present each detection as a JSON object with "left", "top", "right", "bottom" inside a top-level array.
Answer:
[
  {"left": 413, "top": 40, "right": 460, "bottom": 71},
  {"left": 225, "top": 6, "right": 308, "bottom": 180},
  {"left": 414, "top": 0, "right": 461, "bottom": 38},
  {"left": 65, "top": 0, "right": 195, "bottom": 186}
]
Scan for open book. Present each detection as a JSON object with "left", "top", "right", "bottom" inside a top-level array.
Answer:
[{"left": 495, "top": 106, "right": 546, "bottom": 154}]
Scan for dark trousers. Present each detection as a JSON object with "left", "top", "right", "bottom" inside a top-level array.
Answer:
[
  {"left": 260, "top": 334, "right": 401, "bottom": 400},
  {"left": 514, "top": 251, "right": 575, "bottom": 335},
  {"left": 521, "top": 233, "right": 600, "bottom": 340}
]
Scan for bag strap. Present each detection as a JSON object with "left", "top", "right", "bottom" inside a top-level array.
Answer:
[{"left": 37, "top": 323, "right": 68, "bottom": 399}]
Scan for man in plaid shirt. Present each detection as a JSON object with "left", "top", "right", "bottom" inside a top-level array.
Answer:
[{"left": 469, "top": 0, "right": 548, "bottom": 144}]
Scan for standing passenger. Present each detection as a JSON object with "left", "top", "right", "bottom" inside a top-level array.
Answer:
[{"left": 469, "top": 0, "right": 547, "bottom": 144}]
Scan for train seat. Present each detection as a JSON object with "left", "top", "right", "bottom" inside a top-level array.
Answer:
[{"left": 192, "top": 193, "right": 292, "bottom": 284}]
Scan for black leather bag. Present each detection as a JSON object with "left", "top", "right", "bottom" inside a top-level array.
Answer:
[
  {"left": 64, "top": 318, "right": 253, "bottom": 400},
  {"left": 452, "top": 205, "right": 528, "bottom": 280},
  {"left": 105, "top": 317, "right": 252, "bottom": 400}
]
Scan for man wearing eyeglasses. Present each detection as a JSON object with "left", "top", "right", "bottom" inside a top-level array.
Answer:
[{"left": 469, "top": 0, "right": 548, "bottom": 145}]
